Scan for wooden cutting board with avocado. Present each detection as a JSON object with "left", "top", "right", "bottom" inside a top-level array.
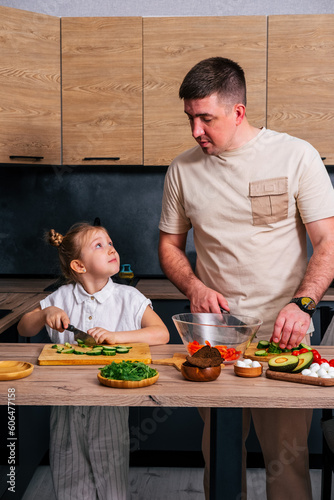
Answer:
[
  {"left": 38, "top": 342, "right": 151, "bottom": 365},
  {"left": 266, "top": 350, "right": 334, "bottom": 386},
  {"left": 244, "top": 340, "right": 311, "bottom": 362}
]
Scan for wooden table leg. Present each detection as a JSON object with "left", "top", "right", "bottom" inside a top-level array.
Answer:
[{"left": 210, "top": 408, "right": 243, "bottom": 500}]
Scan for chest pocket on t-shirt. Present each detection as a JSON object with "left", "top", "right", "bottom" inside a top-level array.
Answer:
[{"left": 249, "top": 177, "right": 288, "bottom": 226}]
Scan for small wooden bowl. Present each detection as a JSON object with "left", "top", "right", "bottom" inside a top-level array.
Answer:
[
  {"left": 0, "top": 360, "right": 34, "bottom": 381},
  {"left": 181, "top": 363, "right": 221, "bottom": 382},
  {"left": 234, "top": 364, "right": 263, "bottom": 378},
  {"left": 97, "top": 372, "right": 159, "bottom": 388}
]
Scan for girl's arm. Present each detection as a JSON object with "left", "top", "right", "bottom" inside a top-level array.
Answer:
[
  {"left": 17, "top": 306, "right": 70, "bottom": 337},
  {"left": 88, "top": 305, "right": 169, "bottom": 346}
]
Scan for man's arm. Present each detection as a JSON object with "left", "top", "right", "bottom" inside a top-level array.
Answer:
[
  {"left": 158, "top": 230, "right": 229, "bottom": 313},
  {"left": 272, "top": 216, "right": 334, "bottom": 349}
]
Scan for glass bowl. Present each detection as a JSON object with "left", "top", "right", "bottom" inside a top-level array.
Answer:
[{"left": 172, "top": 312, "right": 263, "bottom": 364}]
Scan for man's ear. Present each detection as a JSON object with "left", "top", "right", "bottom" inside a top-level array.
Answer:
[
  {"left": 70, "top": 260, "right": 86, "bottom": 274},
  {"left": 235, "top": 103, "right": 246, "bottom": 125}
]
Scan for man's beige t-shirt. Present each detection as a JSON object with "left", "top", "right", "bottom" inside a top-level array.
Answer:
[{"left": 159, "top": 128, "right": 334, "bottom": 338}]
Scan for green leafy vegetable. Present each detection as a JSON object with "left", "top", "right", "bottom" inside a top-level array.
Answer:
[{"left": 99, "top": 361, "right": 157, "bottom": 381}]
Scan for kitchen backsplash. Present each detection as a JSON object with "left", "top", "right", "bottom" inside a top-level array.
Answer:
[{"left": 0, "top": 166, "right": 332, "bottom": 277}]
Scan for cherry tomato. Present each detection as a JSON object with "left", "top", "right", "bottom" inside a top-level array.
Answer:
[
  {"left": 311, "top": 349, "right": 321, "bottom": 362},
  {"left": 329, "top": 359, "right": 334, "bottom": 368},
  {"left": 292, "top": 350, "right": 300, "bottom": 356},
  {"left": 319, "top": 359, "right": 329, "bottom": 365},
  {"left": 299, "top": 348, "right": 309, "bottom": 354}
]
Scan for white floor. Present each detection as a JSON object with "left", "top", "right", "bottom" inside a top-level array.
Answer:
[{"left": 21, "top": 466, "right": 331, "bottom": 500}]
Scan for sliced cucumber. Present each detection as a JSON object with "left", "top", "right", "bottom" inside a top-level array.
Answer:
[
  {"left": 255, "top": 350, "right": 268, "bottom": 356},
  {"left": 62, "top": 348, "right": 74, "bottom": 354},
  {"left": 73, "top": 350, "right": 85, "bottom": 355},
  {"left": 102, "top": 350, "right": 117, "bottom": 356},
  {"left": 101, "top": 345, "right": 117, "bottom": 351},
  {"left": 116, "top": 347, "right": 130, "bottom": 354},
  {"left": 256, "top": 340, "right": 270, "bottom": 349},
  {"left": 65, "top": 342, "right": 72, "bottom": 348},
  {"left": 86, "top": 350, "right": 103, "bottom": 356}
]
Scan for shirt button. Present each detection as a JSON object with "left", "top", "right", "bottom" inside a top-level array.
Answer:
[
  {"left": 88, "top": 316, "right": 92, "bottom": 320},
  {"left": 91, "top": 296, "right": 94, "bottom": 300}
]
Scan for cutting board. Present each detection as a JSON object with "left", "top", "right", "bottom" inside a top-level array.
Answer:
[
  {"left": 244, "top": 343, "right": 279, "bottom": 362},
  {"left": 151, "top": 353, "right": 187, "bottom": 371},
  {"left": 266, "top": 369, "right": 334, "bottom": 387},
  {"left": 151, "top": 353, "right": 226, "bottom": 372},
  {"left": 38, "top": 343, "right": 151, "bottom": 366}
]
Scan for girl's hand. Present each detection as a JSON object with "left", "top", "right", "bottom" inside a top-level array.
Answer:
[
  {"left": 88, "top": 327, "right": 116, "bottom": 345},
  {"left": 43, "top": 306, "right": 70, "bottom": 332}
]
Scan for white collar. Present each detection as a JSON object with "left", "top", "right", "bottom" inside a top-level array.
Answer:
[{"left": 73, "top": 278, "right": 115, "bottom": 304}]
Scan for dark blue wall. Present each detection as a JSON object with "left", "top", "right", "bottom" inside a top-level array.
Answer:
[{"left": 0, "top": 165, "right": 168, "bottom": 276}]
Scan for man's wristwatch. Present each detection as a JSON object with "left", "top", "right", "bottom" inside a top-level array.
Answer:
[{"left": 289, "top": 297, "right": 316, "bottom": 316}]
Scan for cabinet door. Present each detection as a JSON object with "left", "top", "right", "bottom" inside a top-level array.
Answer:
[
  {"left": 143, "top": 16, "right": 267, "bottom": 166},
  {"left": 0, "top": 7, "right": 61, "bottom": 165},
  {"left": 62, "top": 17, "right": 142, "bottom": 166},
  {"left": 268, "top": 15, "right": 334, "bottom": 165}
]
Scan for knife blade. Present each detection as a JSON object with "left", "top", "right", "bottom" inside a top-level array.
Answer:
[{"left": 67, "top": 324, "right": 97, "bottom": 346}]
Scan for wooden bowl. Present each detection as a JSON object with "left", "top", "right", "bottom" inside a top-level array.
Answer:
[
  {"left": 234, "top": 363, "right": 263, "bottom": 378},
  {"left": 97, "top": 372, "right": 159, "bottom": 388},
  {"left": 0, "top": 360, "right": 34, "bottom": 381},
  {"left": 180, "top": 363, "right": 221, "bottom": 382}
]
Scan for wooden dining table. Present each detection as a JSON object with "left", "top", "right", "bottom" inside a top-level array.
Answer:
[{"left": 1, "top": 343, "right": 334, "bottom": 499}]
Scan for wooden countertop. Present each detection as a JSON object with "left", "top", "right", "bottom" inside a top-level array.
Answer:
[
  {"left": 136, "top": 279, "right": 187, "bottom": 300},
  {"left": 1, "top": 343, "right": 334, "bottom": 409}
]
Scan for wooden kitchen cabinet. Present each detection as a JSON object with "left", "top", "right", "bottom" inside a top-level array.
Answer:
[
  {"left": 267, "top": 15, "right": 334, "bottom": 165},
  {"left": 143, "top": 16, "right": 267, "bottom": 166},
  {"left": 62, "top": 17, "right": 142, "bottom": 166},
  {"left": 0, "top": 7, "right": 61, "bottom": 165}
]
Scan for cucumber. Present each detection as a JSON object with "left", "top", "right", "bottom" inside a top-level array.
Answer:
[
  {"left": 86, "top": 350, "right": 102, "bottom": 356},
  {"left": 116, "top": 347, "right": 130, "bottom": 354},
  {"left": 255, "top": 350, "right": 268, "bottom": 356},
  {"left": 256, "top": 340, "right": 270, "bottom": 349},
  {"left": 73, "top": 350, "right": 85, "bottom": 355},
  {"left": 101, "top": 346, "right": 117, "bottom": 351},
  {"left": 65, "top": 342, "right": 72, "bottom": 348},
  {"left": 102, "top": 350, "right": 116, "bottom": 356},
  {"left": 56, "top": 348, "right": 64, "bottom": 354},
  {"left": 52, "top": 344, "right": 59, "bottom": 349},
  {"left": 62, "top": 348, "right": 74, "bottom": 354}
]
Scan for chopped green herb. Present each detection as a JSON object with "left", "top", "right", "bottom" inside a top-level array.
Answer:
[{"left": 99, "top": 361, "right": 157, "bottom": 381}]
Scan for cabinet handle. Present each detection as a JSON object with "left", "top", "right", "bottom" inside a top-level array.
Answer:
[
  {"left": 9, "top": 155, "right": 44, "bottom": 161},
  {"left": 83, "top": 157, "right": 120, "bottom": 161}
]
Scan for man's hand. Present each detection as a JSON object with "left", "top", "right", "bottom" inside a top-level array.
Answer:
[
  {"left": 188, "top": 281, "right": 229, "bottom": 313},
  {"left": 271, "top": 303, "right": 311, "bottom": 349}
]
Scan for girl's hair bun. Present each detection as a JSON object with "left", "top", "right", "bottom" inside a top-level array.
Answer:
[{"left": 48, "top": 229, "right": 63, "bottom": 247}]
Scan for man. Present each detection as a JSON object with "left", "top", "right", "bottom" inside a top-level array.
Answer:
[{"left": 158, "top": 57, "right": 334, "bottom": 499}]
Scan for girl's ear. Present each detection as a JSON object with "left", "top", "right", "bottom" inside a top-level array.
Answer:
[{"left": 70, "top": 260, "right": 86, "bottom": 274}]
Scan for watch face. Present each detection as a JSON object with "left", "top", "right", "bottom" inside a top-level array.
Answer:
[{"left": 300, "top": 297, "right": 316, "bottom": 311}]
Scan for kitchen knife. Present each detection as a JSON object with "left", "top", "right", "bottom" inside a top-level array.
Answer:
[{"left": 67, "top": 324, "right": 97, "bottom": 346}]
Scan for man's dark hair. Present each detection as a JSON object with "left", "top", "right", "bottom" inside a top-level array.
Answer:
[{"left": 179, "top": 57, "right": 246, "bottom": 107}]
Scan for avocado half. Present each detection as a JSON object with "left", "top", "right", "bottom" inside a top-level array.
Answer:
[
  {"left": 268, "top": 354, "right": 299, "bottom": 372},
  {"left": 291, "top": 351, "right": 314, "bottom": 373}
]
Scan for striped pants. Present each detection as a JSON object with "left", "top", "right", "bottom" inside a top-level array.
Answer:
[{"left": 50, "top": 406, "right": 129, "bottom": 500}]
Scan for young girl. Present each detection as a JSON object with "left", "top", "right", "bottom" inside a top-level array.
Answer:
[{"left": 18, "top": 222, "right": 169, "bottom": 500}]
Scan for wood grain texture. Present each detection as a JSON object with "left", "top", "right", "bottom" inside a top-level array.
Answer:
[
  {"left": 143, "top": 16, "right": 267, "bottom": 165},
  {"left": 2, "top": 343, "right": 334, "bottom": 408},
  {"left": 62, "top": 17, "right": 142, "bottom": 165},
  {"left": 38, "top": 342, "right": 152, "bottom": 365},
  {"left": 0, "top": 7, "right": 61, "bottom": 165},
  {"left": 267, "top": 15, "right": 334, "bottom": 165}
]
